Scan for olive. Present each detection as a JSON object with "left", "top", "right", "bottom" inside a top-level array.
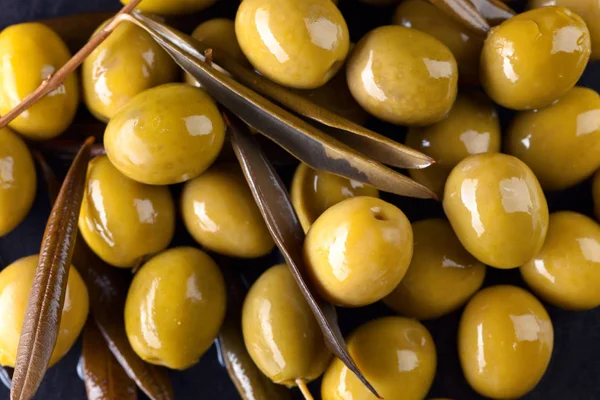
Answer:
[
  {"left": 346, "top": 25, "right": 458, "bottom": 126},
  {"left": 0, "top": 255, "right": 89, "bottom": 367},
  {"left": 481, "top": 6, "right": 591, "bottom": 110},
  {"left": 506, "top": 86, "right": 600, "bottom": 191},
  {"left": 125, "top": 247, "right": 226, "bottom": 370},
  {"left": 242, "top": 264, "right": 331, "bottom": 387},
  {"left": 0, "top": 127, "right": 36, "bottom": 237},
  {"left": 290, "top": 163, "right": 379, "bottom": 232},
  {"left": 78, "top": 155, "right": 175, "bottom": 268},
  {"left": 384, "top": 219, "right": 486, "bottom": 320},
  {"left": 443, "top": 153, "right": 549, "bottom": 269},
  {"left": 321, "top": 317, "right": 436, "bottom": 400},
  {"left": 180, "top": 164, "right": 274, "bottom": 258},
  {"left": 104, "top": 83, "right": 226, "bottom": 185},
  {"left": 459, "top": 285, "right": 553, "bottom": 399},
  {"left": 594, "top": 170, "right": 600, "bottom": 221},
  {"left": 405, "top": 92, "right": 501, "bottom": 197},
  {"left": 121, "top": 0, "right": 217, "bottom": 14},
  {"left": 0, "top": 23, "right": 79, "bottom": 140},
  {"left": 393, "top": 0, "right": 484, "bottom": 85},
  {"left": 521, "top": 211, "right": 600, "bottom": 310},
  {"left": 303, "top": 196, "right": 413, "bottom": 307},
  {"left": 236, "top": 0, "right": 350, "bottom": 89},
  {"left": 82, "top": 20, "right": 178, "bottom": 122}
]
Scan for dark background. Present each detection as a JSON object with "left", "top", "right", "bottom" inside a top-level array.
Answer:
[{"left": 1, "top": 0, "right": 599, "bottom": 399}]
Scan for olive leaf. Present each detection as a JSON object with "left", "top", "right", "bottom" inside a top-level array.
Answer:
[
  {"left": 0, "top": 368, "right": 12, "bottom": 391},
  {"left": 428, "top": 0, "right": 491, "bottom": 35},
  {"left": 226, "top": 112, "right": 382, "bottom": 399},
  {"left": 82, "top": 319, "right": 138, "bottom": 400},
  {"left": 11, "top": 137, "right": 94, "bottom": 400},
  {"left": 468, "top": 0, "right": 515, "bottom": 25}
]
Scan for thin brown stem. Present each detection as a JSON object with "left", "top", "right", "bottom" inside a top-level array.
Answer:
[
  {"left": 295, "top": 379, "right": 314, "bottom": 400},
  {"left": 0, "top": 0, "right": 142, "bottom": 129}
]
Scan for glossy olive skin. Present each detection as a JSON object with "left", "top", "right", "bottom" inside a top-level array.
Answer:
[
  {"left": 83, "top": 20, "right": 178, "bottom": 122},
  {"left": 406, "top": 92, "right": 501, "bottom": 197},
  {"left": 393, "top": 0, "right": 483, "bottom": 85},
  {"left": 304, "top": 196, "right": 413, "bottom": 307},
  {"left": 506, "top": 87, "right": 600, "bottom": 191},
  {"left": 125, "top": 247, "right": 226, "bottom": 370},
  {"left": 444, "top": 153, "right": 548, "bottom": 269},
  {"left": 79, "top": 155, "right": 175, "bottom": 268},
  {"left": 181, "top": 164, "right": 274, "bottom": 258},
  {"left": 0, "top": 255, "right": 89, "bottom": 367},
  {"left": 594, "top": 170, "right": 600, "bottom": 221},
  {"left": 459, "top": 285, "right": 553, "bottom": 399},
  {"left": 236, "top": 0, "right": 350, "bottom": 89},
  {"left": 529, "top": 0, "right": 600, "bottom": 59},
  {"left": 104, "top": 83, "right": 226, "bottom": 185},
  {"left": 291, "top": 163, "right": 379, "bottom": 232},
  {"left": 0, "top": 23, "right": 79, "bottom": 140},
  {"left": 0, "top": 127, "right": 36, "bottom": 236},
  {"left": 384, "top": 219, "right": 486, "bottom": 320},
  {"left": 242, "top": 264, "right": 331, "bottom": 387},
  {"left": 481, "top": 6, "right": 590, "bottom": 110},
  {"left": 321, "top": 317, "right": 436, "bottom": 400},
  {"left": 121, "top": 0, "right": 217, "bottom": 14},
  {"left": 347, "top": 26, "right": 458, "bottom": 126},
  {"left": 521, "top": 212, "right": 600, "bottom": 310}
]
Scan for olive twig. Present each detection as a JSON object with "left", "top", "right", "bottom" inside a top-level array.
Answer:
[
  {"left": 295, "top": 379, "right": 314, "bottom": 400},
  {"left": 0, "top": 0, "right": 143, "bottom": 129}
]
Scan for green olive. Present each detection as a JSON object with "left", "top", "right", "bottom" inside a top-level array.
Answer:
[
  {"left": 0, "top": 255, "right": 89, "bottom": 367},
  {"left": 347, "top": 25, "right": 458, "bottom": 126},
  {"left": 121, "top": 0, "right": 217, "bottom": 14},
  {"left": 443, "top": 153, "right": 549, "bottom": 269},
  {"left": 181, "top": 164, "right": 274, "bottom": 258},
  {"left": 304, "top": 196, "right": 413, "bottom": 307},
  {"left": 406, "top": 92, "right": 501, "bottom": 197},
  {"left": 384, "top": 219, "right": 486, "bottom": 320},
  {"left": 594, "top": 170, "right": 600, "bottom": 221},
  {"left": 104, "top": 83, "right": 226, "bottom": 185},
  {"left": 78, "top": 155, "right": 175, "bottom": 268},
  {"left": 125, "top": 247, "right": 226, "bottom": 370},
  {"left": 459, "top": 285, "right": 553, "bottom": 399},
  {"left": 321, "top": 317, "right": 436, "bottom": 400},
  {"left": 481, "top": 6, "right": 591, "bottom": 110},
  {"left": 521, "top": 211, "right": 600, "bottom": 310},
  {"left": 506, "top": 86, "right": 600, "bottom": 191},
  {"left": 242, "top": 264, "right": 331, "bottom": 387},
  {"left": 83, "top": 20, "right": 178, "bottom": 122},
  {"left": 0, "top": 23, "right": 79, "bottom": 139},
  {"left": 236, "top": 0, "right": 350, "bottom": 89},
  {"left": 291, "top": 163, "right": 379, "bottom": 232},
  {"left": 0, "top": 127, "right": 36, "bottom": 236},
  {"left": 393, "top": 0, "right": 484, "bottom": 85}
]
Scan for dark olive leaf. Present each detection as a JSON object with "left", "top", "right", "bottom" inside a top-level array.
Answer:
[
  {"left": 428, "top": 0, "right": 490, "bottom": 35},
  {"left": 226, "top": 111, "right": 381, "bottom": 399},
  {"left": 124, "top": 12, "right": 436, "bottom": 200},
  {"left": 11, "top": 137, "right": 94, "bottom": 400},
  {"left": 0, "top": 368, "right": 12, "bottom": 390},
  {"left": 82, "top": 319, "right": 138, "bottom": 400},
  {"left": 468, "top": 0, "right": 516, "bottom": 25}
]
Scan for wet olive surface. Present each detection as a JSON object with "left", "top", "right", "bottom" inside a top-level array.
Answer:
[{"left": 0, "top": 0, "right": 599, "bottom": 399}]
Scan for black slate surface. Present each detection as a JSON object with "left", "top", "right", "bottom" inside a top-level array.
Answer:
[{"left": 0, "top": 1, "right": 599, "bottom": 399}]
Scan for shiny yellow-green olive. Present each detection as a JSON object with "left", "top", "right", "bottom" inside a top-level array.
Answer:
[
  {"left": 347, "top": 25, "right": 458, "bottom": 126},
  {"left": 384, "top": 219, "right": 486, "bottom": 320},
  {"left": 0, "top": 255, "right": 89, "bottom": 367},
  {"left": 481, "top": 6, "right": 591, "bottom": 110},
  {"left": 0, "top": 127, "right": 36, "bottom": 236},
  {"left": 321, "top": 317, "right": 436, "bottom": 400},
  {"left": 459, "top": 285, "right": 553, "bottom": 399},
  {"left": 104, "top": 83, "right": 226, "bottom": 185},
  {"left": 304, "top": 196, "right": 413, "bottom": 307},
  {"left": 242, "top": 264, "right": 331, "bottom": 387},
  {"left": 521, "top": 211, "right": 600, "bottom": 310},
  {"left": 83, "top": 20, "right": 178, "bottom": 122},
  {"left": 78, "top": 155, "right": 175, "bottom": 268},
  {"left": 236, "top": 0, "right": 350, "bottom": 89},
  {"left": 594, "top": 170, "right": 600, "bottom": 221},
  {"left": 181, "top": 164, "right": 274, "bottom": 258},
  {"left": 291, "top": 163, "right": 379, "bottom": 232},
  {"left": 443, "top": 153, "right": 549, "bottom": 269},
  {"left": 506, "top": 86, "right": 600, "bottom": 191},
  {"left": 125, "top": 247, "right": 226, "bottom": 370},
  {"left": 0, "top": 23, "right": 79, "bottom": 139},
  {"left": 406, "top": 92, "right": 501, "bottom": 197},
  {"left": 121, "top": 0, "right": 217, "bottom": 14}
]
